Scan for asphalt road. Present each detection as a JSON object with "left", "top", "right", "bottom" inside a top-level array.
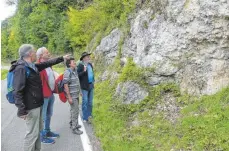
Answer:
[{"left": 1, "top": 79, "right": 102, "bottom": 151}]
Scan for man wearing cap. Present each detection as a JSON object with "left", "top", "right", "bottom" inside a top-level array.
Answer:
[{"left": 77, "top": 52, "right": 95, "bottom": 123}]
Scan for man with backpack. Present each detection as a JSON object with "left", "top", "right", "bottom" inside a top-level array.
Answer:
[
  {"left": 77, "top": 52, "right": 95, "bottom": 123},
  {"left": 63, "top": 57, "right": 83, "bottom": 135},
  {"left": 36, "top": 47, "right": 60, "bottom": 144},
  {"left": 10, "top": 44, "right": 70, "bottom": 151}
]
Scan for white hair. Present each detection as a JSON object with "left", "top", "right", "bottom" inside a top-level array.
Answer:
[
  {"left": 36, "top": 47, "right": 47, "bottom": 59},
  {"left": 19, "top": 44, "right": 34, "bottom": 59}
]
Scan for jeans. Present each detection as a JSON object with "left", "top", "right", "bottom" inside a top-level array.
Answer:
[
  {"left": 82, "top": 87, "right": 94, "bottom": 121},
  {"left": 42, "top": 94, "right": 54, "bottom": 134},
  {"left": 24, "top": 107, "right": 42, "bottom": 151}
]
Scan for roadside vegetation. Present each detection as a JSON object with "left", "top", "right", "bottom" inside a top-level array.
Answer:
[
  {"left": 1, "top": 69, "right": 8, "bottom": 80},
  {"left": 93, "top": 58, "right": 229, "bottom": 151}
]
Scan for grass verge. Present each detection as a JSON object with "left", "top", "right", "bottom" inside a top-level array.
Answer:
[
  {"left": 92, "top": 58, "right": 229, "bottom": 151},
  {"left": 1, "top": 69, "right": 8, "bottom": 80}
]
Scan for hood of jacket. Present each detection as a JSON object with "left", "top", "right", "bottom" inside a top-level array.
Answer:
[{"left": 9, "top": 59, "right": 30, "bottom": 72}]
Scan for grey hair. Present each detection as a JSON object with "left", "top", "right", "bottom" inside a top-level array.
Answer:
[
  {"left": 36, "top": 47, "right": 47, "bottom": 59},
  {"left": 18, "top": 44, "right": 35, "bottom": 59}
]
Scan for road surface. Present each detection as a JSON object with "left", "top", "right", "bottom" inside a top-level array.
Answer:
[{"left": 1, "top": 79, "right": 102, "bottom": 151}]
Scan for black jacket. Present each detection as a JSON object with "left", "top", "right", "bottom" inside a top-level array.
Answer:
[
  {"left": 77, "top": 63, "right": 94, "bottom": 91},
  {"left": 11, "top": 56, "right": 64, "bottom": 117}
]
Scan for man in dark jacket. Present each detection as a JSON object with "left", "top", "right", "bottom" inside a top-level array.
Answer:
[
  {"left": 77, "top": 52, "right": 95, "bottom": 123},
  {"left": 11, "top": 44, "right": 70, "bottom": 151}
]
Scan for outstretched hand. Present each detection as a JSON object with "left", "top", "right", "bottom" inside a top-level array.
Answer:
[{"left": 63, "top": 54, "right": 72, "bottom": 60}]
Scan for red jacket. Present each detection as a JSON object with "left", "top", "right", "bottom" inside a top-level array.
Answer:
[{"left": 40, "top": 69, "right": 53, "bottom": 98}]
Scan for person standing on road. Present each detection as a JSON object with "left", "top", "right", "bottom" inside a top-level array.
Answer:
[
  {"left": 36, "top": 47, "right": 60, "bottom": 144},
  {"left": 12, "top": 44, "right": 70, "bottom": 151},
  {"left": 64, "top": 57, "right": 83, "bottom": 135},
  {"left": 77, "top": 52, "right": 95, "bottom": 123}
]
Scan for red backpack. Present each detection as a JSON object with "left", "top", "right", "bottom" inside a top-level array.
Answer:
[
  {"left": 53, "top": 69, "right": 71, "bottom": 103},
  {"left": 54, "top": 74, "right": 67, "bottom": 103}
]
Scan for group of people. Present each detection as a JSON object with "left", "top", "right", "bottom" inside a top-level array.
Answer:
[{"left": 11, "top": 44, "right": 95, "bottom": 151}]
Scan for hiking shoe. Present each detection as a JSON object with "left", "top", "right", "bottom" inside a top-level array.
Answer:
[
  {"left": 70, "top": 125, "right": 81, "bottom": 129},
  {"left": 76, "top": 125, "right": 82, "bottom": 129},
  {"left": 72, "top": 129, "right": 83, "bottom": 135},
  {"left": 69, "top": 121, "right": 72, "bottom": 128},
  {"left": 41, "top": 137, "right": 55, "bottom": 144},
  {"left": 47, "top": 131, "right": 60, "bottom": 139}
]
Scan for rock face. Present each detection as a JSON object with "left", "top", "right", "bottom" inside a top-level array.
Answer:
[
  {"left": 115, "top": 82, "right": 149, "bottom": 104},
  {"left": 95, "top": 0, "right": 229, "bottom": 96},
  {"left": 99, "top": 70, "right": 119, "bottom": 82},
  {"left": 95, "top": 29, "right": 122, "bottom": 64}
]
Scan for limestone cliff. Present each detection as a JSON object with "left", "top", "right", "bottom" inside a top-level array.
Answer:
[{"left": 95, "top": 0, "right": 229, "bottom": 98}]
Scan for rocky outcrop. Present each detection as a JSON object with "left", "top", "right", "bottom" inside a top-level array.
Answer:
[
  {"left": 95, "top": 29, "right": 122, "bottom": 64},
  {"left": 99, "top": 70, "right": 119, "bottom": 82},
  {"left": 96, "top": 0, "right": 229, "bottom": 96},
  {"left": 122, "top": 0, "right": 229, "bottom": 95},
  {"left": 115, "top": 82, "right": 149, "bottom": 104}
]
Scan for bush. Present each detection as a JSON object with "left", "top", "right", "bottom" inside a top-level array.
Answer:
[{"left": 65, "top": 0, "right": 137, "bottom": 55}]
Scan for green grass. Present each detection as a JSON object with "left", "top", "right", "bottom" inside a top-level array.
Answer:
[
  {"left": 52, "top": 67, "right": 65, "bottom": 74},
  {"left": 1, "top": 61, "right": 10, "bottom": 66},
  {"left": 0, "top": 64, "right": 65, "bottom": 80},
  {"left": 92, "top": 58, "right": 229, "bottom": 151},
  {"left": 93, "top": 81, "right": 135, "bottom": 151},
  {"left": 118, "top": 58, "right": 155, "bottom": 87},
  {"left": 52, "top": 63, "right": 66, "bottom": 74},
  {"left": 1, "top": 67, "right": 65, "bottom": 80},
  {"left": 1, "top": 69, "right": 8, "bottom": 80}
]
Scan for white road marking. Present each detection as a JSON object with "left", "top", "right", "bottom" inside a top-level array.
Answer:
[{"left": 79, "top": 115, "right": 93, "bottom": 151}]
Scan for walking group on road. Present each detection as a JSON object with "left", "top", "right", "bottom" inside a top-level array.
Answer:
[{"left": 7, "top": 44, "right": 95, "bottom": 151}]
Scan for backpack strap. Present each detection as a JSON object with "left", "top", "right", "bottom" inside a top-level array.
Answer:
[
  {"left": 64, "top": 68, "right": 73, "bottom": 85},
  {"left": 67, "top": 68, "right": 72, "bottom": 78},
  {"left": 24, "top": 66, "right": 30, "bottom": 78}
]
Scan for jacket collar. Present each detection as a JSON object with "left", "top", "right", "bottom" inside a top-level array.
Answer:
[{"left": 9, "top": 59, "right": 36, "bottom": 72}]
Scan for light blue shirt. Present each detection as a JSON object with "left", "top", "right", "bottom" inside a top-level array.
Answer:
[
  {"left": 87, "top": 64, "right": 94, "bottom": 83},
  {"left": 27, "top": 62, "right": 37, "bottom": 72}
]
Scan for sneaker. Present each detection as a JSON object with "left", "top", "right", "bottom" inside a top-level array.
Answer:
[
  {"left": 83, "top": 120, "right": 87, "bottom": 123},
  {"left": 41, "top": 137, "right": 55, "bottom": 144},
  {"left": 83, "top": 120, "right": 91, "bottom": 124},
  {"left": 88, "top": 116, "right": 92, "bottom": 124},
  {"left": 47, "top": 131, "right": 60, "bottom": 139},
  {"left": 72, "top": 129, "right": 83, "bottom": 135}
]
